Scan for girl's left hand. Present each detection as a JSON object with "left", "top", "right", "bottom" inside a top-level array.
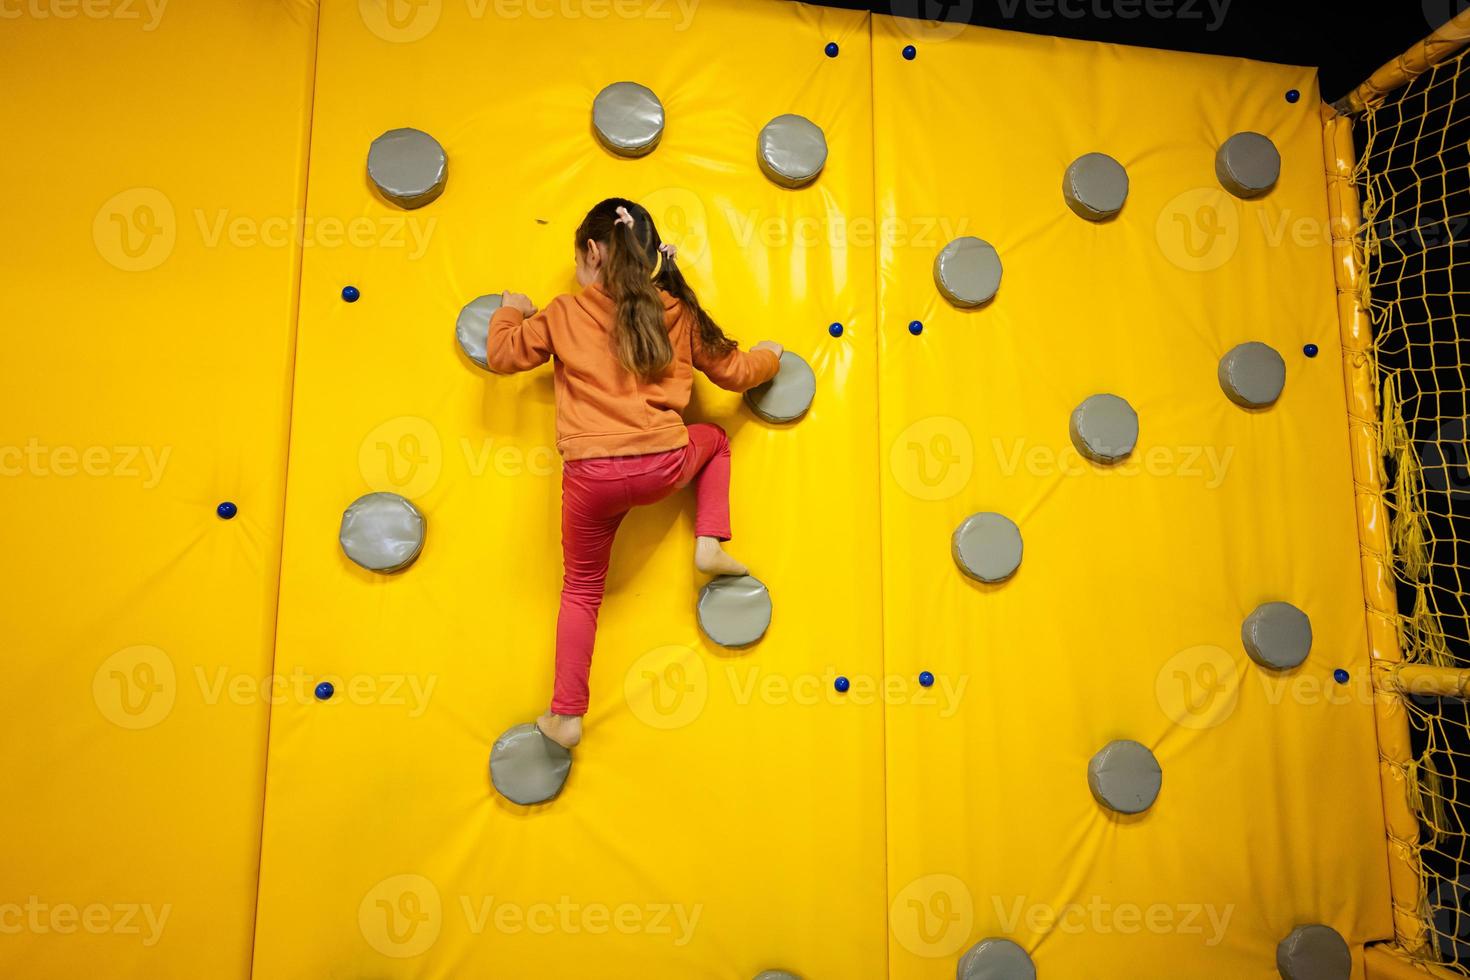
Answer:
[{"left": 501, "top": 291, "right": 538, "bottom": 316}]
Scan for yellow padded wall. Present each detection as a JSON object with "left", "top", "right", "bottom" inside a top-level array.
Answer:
[
  {"left": 0, "top": 2, "right": 318, "bottom": 978},
  {"left": 251, "top": 1, "right": 884, "bottom": 977},
  {"left": 872, "top": 17, "right": 1391, "bottom": 980}
]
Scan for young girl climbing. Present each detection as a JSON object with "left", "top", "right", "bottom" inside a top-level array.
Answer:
[{"left": 486, "top": 197, "right": 784, "bottom": 750}]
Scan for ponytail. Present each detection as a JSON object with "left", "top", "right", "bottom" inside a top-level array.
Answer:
[{"left": 575, "top": 197, "right": 737, "bottom": 381}]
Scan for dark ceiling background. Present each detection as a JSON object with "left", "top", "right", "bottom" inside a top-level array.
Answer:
[{"left": 804, "top": 0, "right": 1462, "bottom": 101}]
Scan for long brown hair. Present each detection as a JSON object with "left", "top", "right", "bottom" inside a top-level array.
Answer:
[{"left": 575, "top": 197, "right": 737, "bottom": 381}]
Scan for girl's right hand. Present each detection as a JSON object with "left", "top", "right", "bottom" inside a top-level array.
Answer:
[
  {"left": 753, "top": 340, "right": 784, "bottom": 359},
  {"left": 501, "top": 291, "right": 538, "bottom": 317}
]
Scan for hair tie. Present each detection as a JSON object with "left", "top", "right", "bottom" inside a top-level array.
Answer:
[{"left": 614, "top": 206, "right": 634, "bottom": 229}]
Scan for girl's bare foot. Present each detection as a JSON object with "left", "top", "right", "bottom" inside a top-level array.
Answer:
[
  {"left": 695, "top": 535, "right": 748, "bottom": 576},
  {"left": 536, "top": 711, "right": 582, "bottom": 749}
]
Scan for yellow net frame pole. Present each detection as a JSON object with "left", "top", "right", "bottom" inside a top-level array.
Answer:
[
  {"left": 1323, "top": 104, "right": 1429, "bottom": 956},
  {"left": 1335, "top": 10, "right": 1470, "bottom": 114},
  {"left": 1368, "top": 943, "right": 1469, "bottom": 979}
]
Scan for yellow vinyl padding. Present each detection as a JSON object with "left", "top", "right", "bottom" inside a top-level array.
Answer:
[
  {"left": 872, "top": 15, "right": 1391, "bottom": 980},
  {"left": 0, "top": 1, "right": 318, "bottom": 978}
]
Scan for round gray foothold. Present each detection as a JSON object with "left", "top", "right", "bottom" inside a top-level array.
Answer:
[
  {"left": 1216, "top": 131, "right": 1281, "bottom": 199},
  {"left": 1242, "top": 601, "right": 1313, "bottom": 670},
  {"left": 952, "top": 512, "right": 1023, "bottom": 584},
  {"left": 1219, "top": 341, "right": 1287, "bottom": 408},
  {"left": 957, "top": 938, "right": 1036, "bottom": 980},
  {"left": 339, "top": 492, "right": 426, "bottom": 573},
  {"left": 1063, "top": 152, "right": 1129, "bottom": 220},
  {"left": 1088, "top": 739, "right": 1162, "bottom": 814},
  {"left": 757, "top": 114, "right": 827, "bottom": 188},
  {"left": 1276, "top": 924, "right": 1351, "bottom": 980},
  {"left": 744, "top": 351, "right": 815, "bottom": 423},
  {"left": 697, "top": 575, "right": 773, "bottom": 648},
  {"left": 1069, "top": 393, "right": 1139, "bottom": 464},
  {"left": 934, "top": 237, "right": 1003, "bottom": 308},
  {"left": 489, "top": 723, "right": 572, "bottom": 806},
  {"left": 456, "top": 293, "right": 501, "bottom": 369},
  {"left": 592, "top": 81, "right": 664, "bottom": 158},
  {"left": 368, "top": 128, "right": 448, "bottom": 209},
  {"left": 753, "top": 973, "right": 802, "bottom": 980}
]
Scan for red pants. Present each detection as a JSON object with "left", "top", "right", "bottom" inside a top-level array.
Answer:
[{"left": 551, "top": 422, "right": 733, "bottom": 716}]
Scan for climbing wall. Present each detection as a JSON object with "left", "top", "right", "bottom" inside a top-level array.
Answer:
[
  {"left": 0, "top": 2, "right": 1403, "bottom": 979},
  {"left": 0, "top": 2, "right": 317, "bottom": 977},
  {"left": 872, "top": 16, "right": 1392, "bottom": 979},
  {"left": 250, "top": 2, "right": 886, "bottom": 977}
]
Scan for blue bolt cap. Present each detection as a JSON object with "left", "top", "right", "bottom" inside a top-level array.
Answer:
[
  {"left": 1303, "top": 343, "right": 1319, "bottom": 358},
  {"left": 315, "top": 681, "right": 335, "bottom": 701},
  {"left": 1286, "top": 89, "right": 1301, "bottom": 103},
  {"left": 216, "top": 501, "right": 238, "bottom": 520},
  {"left": 834, "top": 676, "right": 850, "bottom": 693},
  {"left": 829, "top": 322, "right": 844, "bottom": 337},
  {"left": 908, "top": 320, "right": 923, "bottom": 336},
  {"left": 825, "top": 41, "right": 839, "bottom": 57},
  {"left": 341, "top": 285, "right": 360, "bottom": 303},
  {"left": 902, "top": 45, "right": 917, "bottom": 61},
  {"left": 1333, "top": 669, "right": 1350, "bottom": 685},
  {"left": 918, "top": 671, "right": 935, "bottom": 688}
]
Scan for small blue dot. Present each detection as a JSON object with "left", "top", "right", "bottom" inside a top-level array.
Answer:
[
  {"left": 216, "top": 501, "right": 238, "bottom": 520},
  {"left": 908, "top": 320, "right": 923, "bottom": 336},
  {"left": 1303, "top": 343, "right": 1319, "bottom": 358},
  {"left": 341, "top": 285, "right": 360, "bottom": 303},
  {"left": 1286, "top": 89, "right": 1301, "bottom": 103},
  {"left": 902, "top": 45, "right": 917, "bottom": 61},
  {"left": 825, "top": 41, "right": 839, "bottom": 58},
  {"left": 315, "top": 681, "right": 335, "bottom": 701},
  {"left": 918, "top": 671, "right": 934, "bottom": 688},
  {"left": 1333, "top": 669, "right": 1350, "bottom": 685},
  {"left": 834, "top": 676, "right": 850, "bottom": 693},
  {"left": 829, "top": 322, "right": 844, "bottom": 338}
]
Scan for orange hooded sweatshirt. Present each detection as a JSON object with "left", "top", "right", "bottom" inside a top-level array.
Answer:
[{"left": 486, "top": 283, "right": 781, "bottom": 460}]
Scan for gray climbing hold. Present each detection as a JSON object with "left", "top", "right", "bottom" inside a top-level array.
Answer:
[
  {"left": 757, "top": 114, "right": 827, "bottom": 188},
  {"left": 1276, "top": 924, "right": 1351, "bottom": 980},
  {"left": 697, "top": 575, "right": 772, "bottom": 648},
  {"left": 957, "top": 938, "right": 1036, "bottom": 980},
  {"left": 745, "top": 351, "right": 815, "bottom": 423},
  {"left": 456, "top": 293, "right": 501, "bottom": 369},
  {"left": 367, "top": 128, "right": 447, "bottom": 209},
  {"left": 934, "top": 237, "right": 1003, "bottom": 308},
  {"left": 592, "top": 81, "right": 664, "bottom": 158},
  {"left": 1216, "top": 131, "right": 1281, "bottom": 199},
  {"left": 1219, "top": 341, "right": 1287, "bottom": 408},
  {"left": 1242, "top": 602, "right": 1313, "bottom": 671},
  {"left": 339, "top": 492, "right": 426, "bottom": 573},
  {"left": 753, "top": 973, "right": 802, "bottom": 980},
  {"left": 1063, "top": 152, "right": 1129, "bottom": 220},
  {"left": 1069, "top": 393, "right": 1138, "bottom": 464},
  {"left": 1088, "top": 739, "right": 1162, "bottom": 814},
  {"left": 952, "top": 512, "right": 1023, "bottom": 584},
  {"left": 489, "top": 723, "right": 572, "bottom": 806}
]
